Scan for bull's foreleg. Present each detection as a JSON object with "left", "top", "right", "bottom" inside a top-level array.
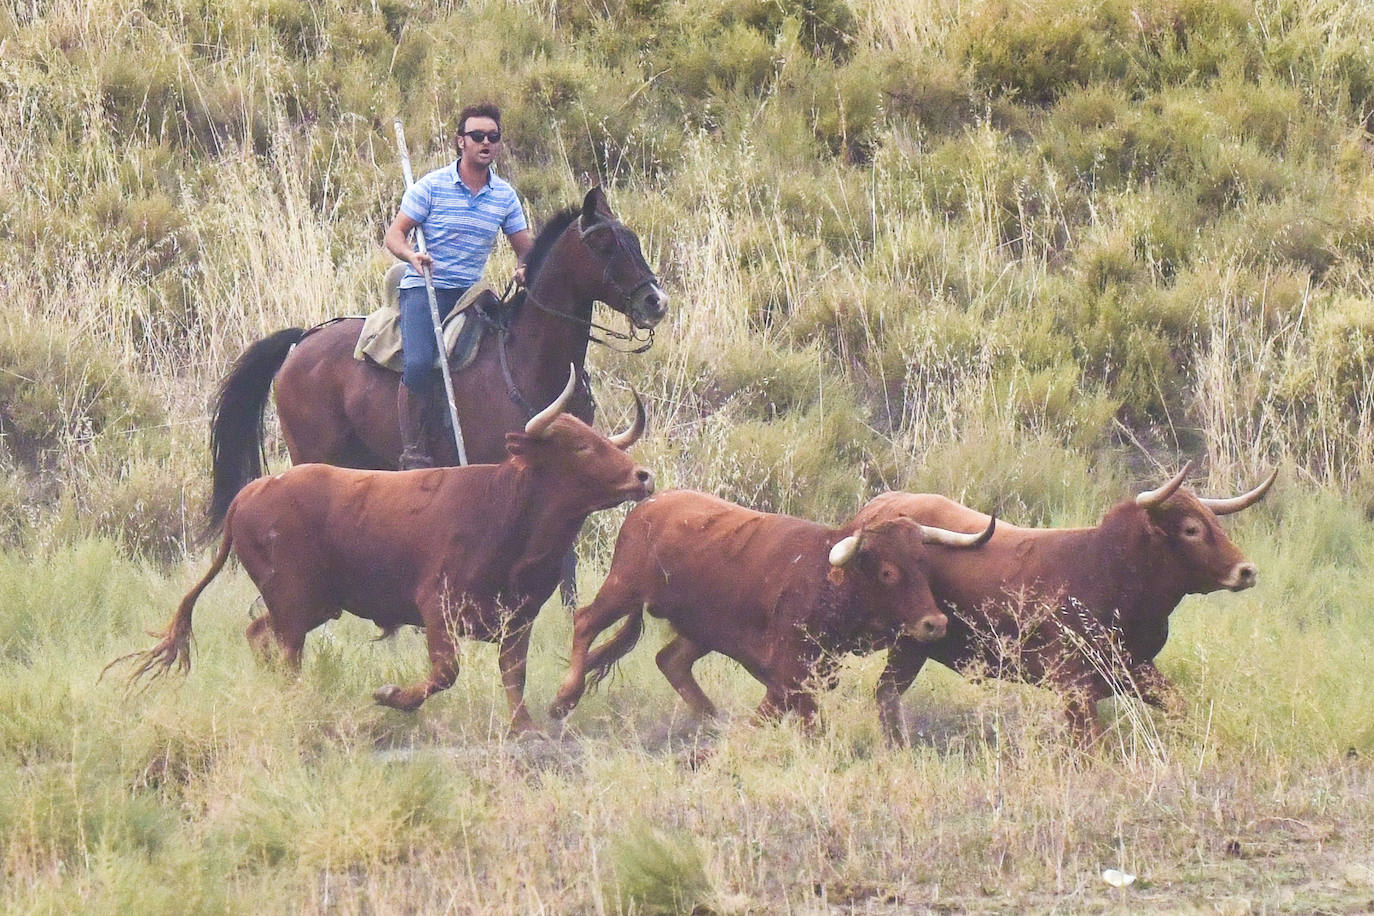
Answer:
[
  {"left": 1127, "top": 661, "right": 1185, "bottom": 716},
  {"left": 498, "top": 624, "right": 538, "bottom": 735},
  {"left": 374, "top": 621, "right": 460, "bottom": 712},
  {"left": 656, "top": 635, "right": 718, "bottom": 720},
  {"left": 875, "top": 643, "right": 929, "bottom": 746},
  {"left": 755, "top": 681, "right": 820, "bottom": 731},
  {"left": 558, "top": 548, "right": 579, "bottom": 611},
  {"left": 1064, "top": 693, "right": 1106, "bottom": 746},
  {"left": 1059, "top": 676, "right": 1108, "bottom": 747}
]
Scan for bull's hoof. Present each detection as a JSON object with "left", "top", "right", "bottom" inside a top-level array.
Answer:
[
  {"left": 548, "top": 698, "right": 573, "bottom": 721},
  {"left": 373, "top": 684, "right": 422, "bottom": 711},
  {"left": 507, "top": 716, "right": 542, "bottom": 738}
]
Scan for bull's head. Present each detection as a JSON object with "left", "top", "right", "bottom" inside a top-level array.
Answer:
[
  {"left": 576, "top": 187, "right": 669, "bottom": 330},
  {"left": 509, "top": 366, "right": 654, "bottom": 509},
  {"left": 828, "top": 514, "right": 996, "bottom": 643},
  {"left": 1134, "top": 462, "right": 1277, "bottom": 593}
]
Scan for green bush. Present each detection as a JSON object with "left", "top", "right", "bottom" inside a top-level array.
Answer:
[
  {"left": 1276, "top": 296, "right": 1374, "bottom": 419},
  {"left": 0, "top": 322, "right": 165, "bottom": 473},
  {"left": 958, "top": 0, "right": 1134, "bottom": 106},
  {"left": 898, "top": 420, "right": 1117, "bottom": 527},
  {"left": 606, "top": 820, "right": 715, "bottom": 916}
]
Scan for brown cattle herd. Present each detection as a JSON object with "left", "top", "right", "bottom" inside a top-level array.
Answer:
[
  {"left": 118, "top": 198, "right": 1278, "bottom": 749},
  {"left": 121, "top": 368, "right": 1276, "bottom": 748}
]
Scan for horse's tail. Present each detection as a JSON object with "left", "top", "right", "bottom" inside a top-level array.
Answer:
[
  {"left": 584, "top": 607, "right": 646, "bottom": 693},
  {"left": 103, "top": 519, "right": 235, "bottom": 689},
  {"left": 207, "top": 328, "right": 307, "bottom": 538}
]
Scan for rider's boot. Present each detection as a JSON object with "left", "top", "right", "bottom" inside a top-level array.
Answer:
[{"left": 397, "top": 383, "right": 435, "bottom": 470}]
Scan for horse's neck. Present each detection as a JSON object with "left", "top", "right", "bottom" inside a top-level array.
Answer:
[{"left": 507, "top": 280, "right": 594, "bottom": 390}]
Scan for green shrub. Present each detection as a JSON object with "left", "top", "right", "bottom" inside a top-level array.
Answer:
[
  {"left": 877, "top": 52, "right": 978, "bottom": 137},
  {"left": 992, "top": 361, "right": 1120, "bottom": 451},
  {"left": 898, "top": 420, "right": 1116, "bottom": 527},
  {"left": 0, "top": 321, "right": 165, "bottom": 473},
  {"left": 957, "top": 0, "right": 1134, "bottom": 106},
  {"left": 715, "top": 344, "right": 827, "bottom": 419},
  {"left": 217, "top": 752, "right": 474, "bottom": 868},
  {"left": 606, "top": 820, "right": 715, "bottom": 916},
  {"left": 77, "top": 456, "right": 197, "bottom": 564},
  {"left": 1276, "top": 296, "right": 1374, "bottom": 421}
]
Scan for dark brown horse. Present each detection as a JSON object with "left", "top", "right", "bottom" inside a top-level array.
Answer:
[{"left": 208, "top": 187, "right": 668, "bottom": 532}]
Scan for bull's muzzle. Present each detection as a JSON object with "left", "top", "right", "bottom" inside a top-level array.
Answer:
[
  {"left": 909, "top": 613, "right": 948, "bottom": 643},
  {"left": 1220, "top": 562, "right": 1258, "bottom": 591}
]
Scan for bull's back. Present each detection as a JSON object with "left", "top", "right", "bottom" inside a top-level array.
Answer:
[
  {"left": 610, "top": 490, "right": 827, "bottom": 610},
  {"left": 857, "top": 492, "right": 1004, "bottom": 534},
  {"left": 229, "top": 464, "right": 452, "bottom": 570},
  {"left": 859, "top": 492, "right": 1067, "bottom": 607}
]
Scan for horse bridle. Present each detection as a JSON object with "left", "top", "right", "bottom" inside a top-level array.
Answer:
[
  {"left": 519, "top": 287, "right": 656, "bottom": 354},
  {"left": 578, "top": 217, "right": 662, "bottom": 325},
  {"left": 508, "top": 216, "right": 659, "bottom": 354},
  {"left": 488, "top": 216, "right": 657, "bottom": 417}
]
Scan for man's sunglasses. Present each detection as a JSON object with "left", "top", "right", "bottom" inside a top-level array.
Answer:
[{"left": 462, "top": 129, "right": 502, "bottom": 143}]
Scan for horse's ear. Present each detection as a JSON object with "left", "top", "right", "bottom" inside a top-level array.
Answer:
[{"left": 580, "top": 186, "right": 611, "bottom": 229}]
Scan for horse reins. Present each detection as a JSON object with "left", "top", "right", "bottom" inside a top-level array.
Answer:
[{"left": 517, "top": 287, "right": 656, "bottom": 354}]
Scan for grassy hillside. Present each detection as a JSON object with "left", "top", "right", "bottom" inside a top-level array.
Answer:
[
  {"left": 3, "top": 0, "right": 1374, "bottom": 547},
  {"left": 2, "top": 0, "right": 1373, "bottom": 911}
]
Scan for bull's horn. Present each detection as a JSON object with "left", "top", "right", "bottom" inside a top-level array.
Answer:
[
  {"left": 1198, "top": 467, "right": 1278, "bottom": 515},
  {"left": 607, "top": 390, "right": 647, "bottom": 449},
  {"left": 921, "top": 514, "right": 996, "bottom": 548},
  {"left": 525, "top": 365, "right": 578, "bottom": 438},
  {"left": 1135, "top": 461, "right": 1192, "bottom": 508},
  {"left": 829, "top": 534, "right": 861, "bottom": 567}
]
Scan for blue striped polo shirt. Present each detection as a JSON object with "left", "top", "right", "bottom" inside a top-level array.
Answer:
[{"left": 399, "top": 161, "right": 528, "bottom": 290}]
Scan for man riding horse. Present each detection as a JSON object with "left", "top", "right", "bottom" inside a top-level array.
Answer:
[
  {"left": 205, "top": 109, "right": 668, "bottom": 608},
  {"left": 383, "top": 101, "right": 533, "bottom": 469}
]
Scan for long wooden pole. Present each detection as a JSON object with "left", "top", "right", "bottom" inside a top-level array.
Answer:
[{"left": 393, "top": 118, "right": 467, "bottom": 465}]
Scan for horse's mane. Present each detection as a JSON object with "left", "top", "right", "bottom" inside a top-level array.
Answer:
[{"left": 523, "top": 206, "right": 578, "bottom": 283}]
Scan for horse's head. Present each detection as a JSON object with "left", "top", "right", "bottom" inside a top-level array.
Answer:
[{"left": 575, "top": 187, "right": 669, "bottom": 330}]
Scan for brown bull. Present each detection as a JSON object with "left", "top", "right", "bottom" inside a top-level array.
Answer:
[
  {"left": 120, "top": 370, "right": 653, "bottom": 732},
  {"left": 853, "top": 463, "right": 1276, "bottom": 743},
  {"left": 549, "top": 489, "right": 993, "bottom": 729}
]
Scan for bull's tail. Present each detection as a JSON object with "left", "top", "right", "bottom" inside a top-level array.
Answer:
[
  {"left": 584, "top": 607, "right": 645, "bottom": 692},
  {"left": 106, "top": 524, "right": 235, "bottom": 689},
  {"left": 207, "top": 328, "right": 307, "bottom": 538}
]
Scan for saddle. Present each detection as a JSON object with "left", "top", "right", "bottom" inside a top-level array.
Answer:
[{"left": 353, "top": 263, "right": 501, "bottom": 373}]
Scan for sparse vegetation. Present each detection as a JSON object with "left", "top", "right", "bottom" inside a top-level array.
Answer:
[{"left": 3, "top": 0, "right": 1373, "bottom": 911}]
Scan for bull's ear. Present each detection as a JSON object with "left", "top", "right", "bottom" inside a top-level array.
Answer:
[{"left": 505, "top": 430, "right": 531, "bottom": 458}]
